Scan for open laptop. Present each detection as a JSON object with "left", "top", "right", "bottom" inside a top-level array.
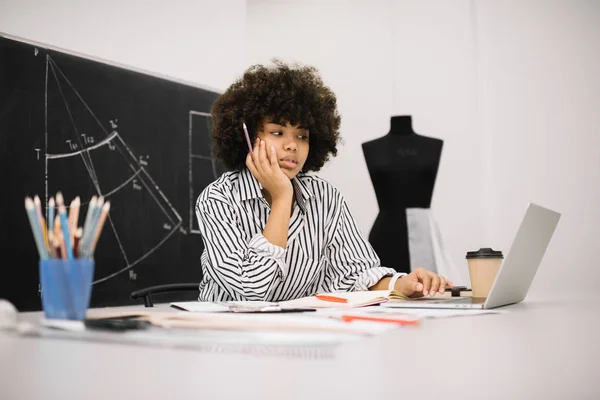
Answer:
[{"left": 382, "top": 203, "right": 561, "bottom": 310}]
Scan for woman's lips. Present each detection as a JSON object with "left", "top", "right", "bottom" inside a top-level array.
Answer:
[{"left": 279, "top": 159, "right": 298, "bottom": 169}]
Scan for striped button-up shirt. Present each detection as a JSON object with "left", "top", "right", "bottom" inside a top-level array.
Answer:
[{"left": 195, "top": 168, "right": 396, "bottom": 301}]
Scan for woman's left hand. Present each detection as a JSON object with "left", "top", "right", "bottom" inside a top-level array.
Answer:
[{"left": 395, "top": 268, "right": 454, "bottom": 298}]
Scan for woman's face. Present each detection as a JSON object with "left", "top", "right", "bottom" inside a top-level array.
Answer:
[{"left": 256, "top": 119, "right": 309, "bottom": 179}]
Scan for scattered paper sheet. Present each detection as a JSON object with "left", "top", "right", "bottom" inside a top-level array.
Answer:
[
  {"left": 313, "top": 306, "right": 504, "bottom": 319},
  {"left": 169, "top": 298, "right": 505, "bottom": 319},
  {"left": 170, "top": 302, "right": 230, "bottom": 313},
  {"left": 146, "top": 311, "right": 397, "bottom": 336},
  {"left": 377, "top": 307, "right": 504, "bottom": 318}
]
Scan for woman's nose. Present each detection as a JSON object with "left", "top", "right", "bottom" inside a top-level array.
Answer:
[{"left": 284, "top": 140, "right": 297, "bottom": 151}]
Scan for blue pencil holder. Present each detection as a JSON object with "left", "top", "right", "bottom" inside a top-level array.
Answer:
[{"left": 39, "top": 258, "right": 95, "bottom": 320}]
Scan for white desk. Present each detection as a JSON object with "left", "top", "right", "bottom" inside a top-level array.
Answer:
[{"left": 1, "top": 293, "right": 598, "bottom": 400}]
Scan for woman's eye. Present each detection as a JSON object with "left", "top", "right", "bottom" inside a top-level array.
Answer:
[
  {"left": 299, "top": 135, "right": 309, "bottom": 141},
  {"left": 271, "top": 131, "right": 282, "bottom": 136}
]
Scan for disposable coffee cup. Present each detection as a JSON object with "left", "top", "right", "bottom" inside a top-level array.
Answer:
[{"left": 466, "top": 248, "right": 503, "bottom": 298}]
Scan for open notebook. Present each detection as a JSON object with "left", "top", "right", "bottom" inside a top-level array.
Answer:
[
  {"left": 278, "top": 290, "right": 407, "bottom": 309},
  {"left": 170, "top": 290, "right": 408, "bottom": 313}
]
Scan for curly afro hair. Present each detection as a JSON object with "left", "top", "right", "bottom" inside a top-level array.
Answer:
[{"left": 210, "top": 60, "right": 341, "bottom": 172}]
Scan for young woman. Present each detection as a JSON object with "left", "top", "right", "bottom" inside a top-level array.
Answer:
[{"left": 195, "top": 60, "right": 453, "bottom": 301}]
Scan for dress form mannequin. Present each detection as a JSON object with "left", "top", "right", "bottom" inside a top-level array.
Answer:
[{"left": 362, "top": 115, "right": 443, "bottom": 273}]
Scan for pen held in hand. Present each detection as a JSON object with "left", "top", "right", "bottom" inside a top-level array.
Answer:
[{"left": 242, "top": 122, "right": 253, "bottom": 153}]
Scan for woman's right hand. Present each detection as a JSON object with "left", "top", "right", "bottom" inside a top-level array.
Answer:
[{"left": 246, "top": 139, "right": 293, "bottom": 201}]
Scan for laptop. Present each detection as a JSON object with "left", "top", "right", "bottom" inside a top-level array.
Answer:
[{"left": 382, "top": 203, "right": 561, "bottom": 310}]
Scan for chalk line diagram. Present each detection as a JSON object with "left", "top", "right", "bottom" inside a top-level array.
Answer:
[
  {"left": 44, "top": 54, "right": 183, "bottom": 284},
  {"left": 188, "top": 111, "right": 225, "bottom": 234}
]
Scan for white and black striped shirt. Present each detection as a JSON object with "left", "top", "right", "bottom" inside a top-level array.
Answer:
[{"left": 195, "top": 168, "right": 396, "bottom": 301}]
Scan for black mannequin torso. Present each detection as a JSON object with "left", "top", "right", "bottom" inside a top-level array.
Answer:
[{"left": 362, "top": 116, "right": 443, "bottom": 273}]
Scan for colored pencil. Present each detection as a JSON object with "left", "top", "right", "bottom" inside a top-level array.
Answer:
[
  {"left": 55, "top": 192, "right": 74, "bottom": 260},
  {"left": 48, "top": 197, "right": 55, "bottom": 234},
  {"left": 25, "top": 197, "right": 49, "bottom": 259},
  {"left": 48, "top": 232, "right": 58, "bottom": 258},
  {"left": 27, "top": 193, "right": 110, "bottom": 260},
  {"left": 58, "top": 231, "right": 67, "bottom": 260},
  {"left": 89, "top": 201, "right": 110, "bottom": 257},
  {"left": 79, "top": 196, "right": 97, "bottom": 257},
  {"left": 33, "top": 195, "right": 49, "bottom": 252},
  {"left": 73, "top": 227, "right": 83, "bottom": 258},
  {"left": 88, "top": 197, "right": 103, "bottom": 253},
  {"left": 68, "top": 196, "right": 80, "bottom": 247}
]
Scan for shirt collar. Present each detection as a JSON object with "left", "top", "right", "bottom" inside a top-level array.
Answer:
[
  {"left": 235, "top": 168, "right": 313, "bottom": 213},
  {"left": 236, "top": 167, "right": 263, "bottom": 202}
]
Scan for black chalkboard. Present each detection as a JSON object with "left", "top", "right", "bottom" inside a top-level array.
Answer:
[{"left": 0, "top": 34, "right": 225, "bottom": 311}]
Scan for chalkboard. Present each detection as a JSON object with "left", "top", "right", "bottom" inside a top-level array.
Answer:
[{"left": 0, "top": 34, "right": 225, "bottom": 311}]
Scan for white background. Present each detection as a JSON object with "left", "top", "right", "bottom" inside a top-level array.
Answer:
[{"left": 1, "top": 0, "right": 598, "bottom": 292}]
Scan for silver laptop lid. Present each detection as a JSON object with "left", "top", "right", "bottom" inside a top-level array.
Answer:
[{"left": 484, "top": 203, "right": 561, "bottom": 309}]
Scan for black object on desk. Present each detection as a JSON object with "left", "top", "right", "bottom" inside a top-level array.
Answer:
[
  {"left": 84, "top": 317, "right": 152, "bottom": 331},
  {"left": 449, "top": 286, "right": 471, "bottom": 297},
  {"left": 230, "top": 308, "right": 317, "bottom": 314}
]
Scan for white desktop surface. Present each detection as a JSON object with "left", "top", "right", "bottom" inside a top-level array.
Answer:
[{"left": 1, "top": 292, "right": 598, "bottom": 400}]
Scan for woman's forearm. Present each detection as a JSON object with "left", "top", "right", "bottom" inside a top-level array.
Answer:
[
  {"left": 369, "top": 277, "right": 392, "bottom": 291},
  {"left": 262, "top": 194, "right": 293, "bottom": 248}
]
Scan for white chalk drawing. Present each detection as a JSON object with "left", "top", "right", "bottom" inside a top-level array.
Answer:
[
  {"left": 43, "top": 54, "right": 219, "bottom": 284},
  {"left": 188, "top": 111, "right": 225, "bottom": 233}
]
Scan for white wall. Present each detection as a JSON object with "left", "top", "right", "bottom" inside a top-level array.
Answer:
[
  {"left": 246, "top": 0, "right": 600, "bottom": 290},
  {"left": 247, "top": 0, "right": 479, "bottom": 284},
  {"left": 388, "top": 0, "right": 482, "bottom": 285},
  {"left": 476, "top": 0, "right": 600, "bottom": 291},
  {"left": 0, "top": 0, "right": 247, "bottom": 91},
  {"left": 246, "top": 0, "right": 395, "bottom": 229}
]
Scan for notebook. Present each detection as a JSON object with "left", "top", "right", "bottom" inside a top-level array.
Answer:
[{"left": 279, "top": 290, "right": 407, "bottom": 309}]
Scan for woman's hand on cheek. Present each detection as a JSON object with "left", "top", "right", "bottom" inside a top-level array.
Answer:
[{"left": 246, "top": 139, "right": 293, "bottom": 201}]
